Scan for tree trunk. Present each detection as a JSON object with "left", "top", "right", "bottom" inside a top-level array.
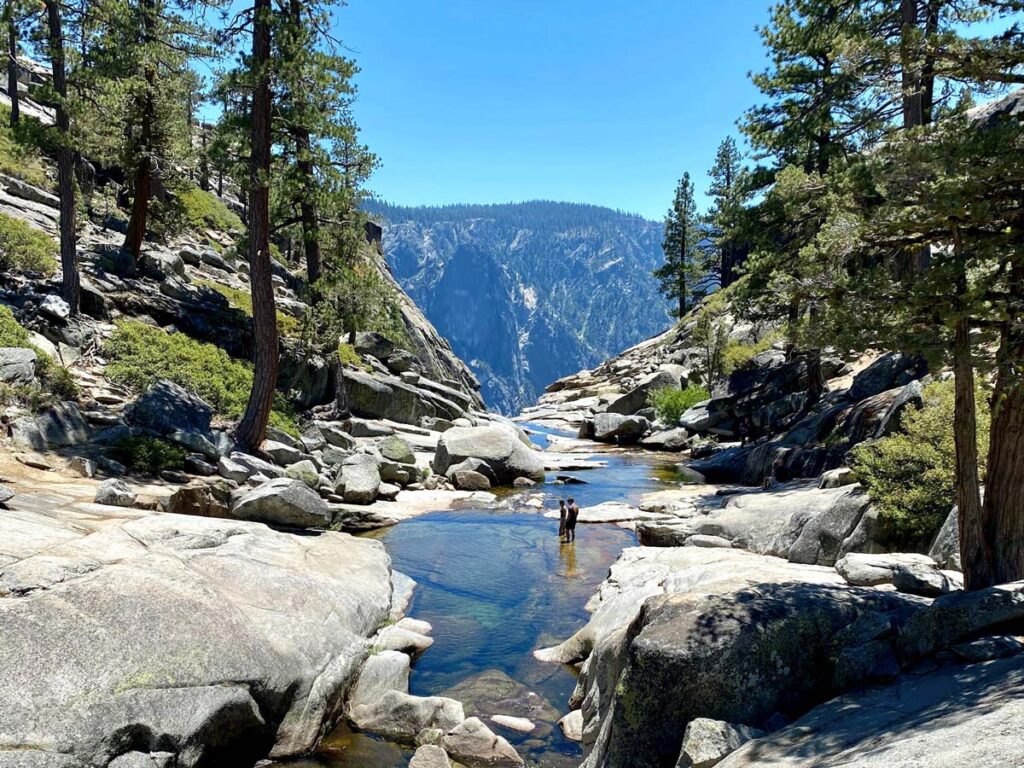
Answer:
[
  {"left": 294, "top": 126, "right": 321, "bottom": 290},
  {"left": 5, "top": 0, "right": 17, "bottom": 128},
  {"left": 981, "top": 265, "right": 1024, "bottom": 586},
  {"left": 900, "top": 0, "right": 925, "bottom": 129},
  {"left": 233, "top": 0, "right": 278, "bottom": 453},
  {"left": 953, "top": 316, "right": 989, "bottom": 589},
  {"left": 44, "top": 0, "right": 78, "bottom": 315},
  {"left": 123, "top": 0, "right": 157, "bottom": 262}
]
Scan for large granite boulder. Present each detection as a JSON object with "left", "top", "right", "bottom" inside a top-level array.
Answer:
[
  {"left": 847, "top": 352, "right": 927, "bottom": 402},
  {"left": 591, "top": 413, "right": 650, "bottom": 444},
  {"left": 588, "top": 583, "right": 917, "bottom": 768},
  {"left": 716, "top": 655, "right": 1024, "bottom": 768},
  {"left": 675, "top": 718, "right": 763, "bottom": 768},
  {"left": 0, "top": 507, "right": 392, "bottom": 766},
  {"left": 35, "top": 401, "right": 89, "bottom": 447},
  {"left": 128, "top": 379, "right": 213, "bottom": 436},
  {"left": 433, "top": 424, "right": 544, "bottom": 485},
  {"left": 605, "top": 370, "right": 681, "bottom": 416},
  {"left": 441, "top": 717, "right": 524, "bottom": 768},
  {"left": 337, "top": 454, "right": 382, "bottom": 505},
  {"left": 349, "top": 691, "right": 465, "bottom": 741},
  {"left": 230, "top": 477, "right": 331, "bottom": 528}
]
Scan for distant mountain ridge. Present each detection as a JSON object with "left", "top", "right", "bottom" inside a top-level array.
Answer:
[{"left": 365, "top": 199, "right": 671, "bottom": 414}]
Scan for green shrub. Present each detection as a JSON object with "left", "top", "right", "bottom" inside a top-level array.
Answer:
[
  {"left": 337, "top": 342, "right": 368, "bottom": 370},
  {"left": 178, "top": 187, "right": 243, "bottom": 234},
  {"left": 0, "top": 213, "right": 57, "bottom": 275},
  {"left": 722, "top": 331, "right": 783, "bottom": 376},
  {"left": 0, "top": 304, "right": 77, "bottom": 406},
  {"left": 0, "top": 104, "right": 50, "bottom": 188},
  {"left": 109, "top": 436, "right": 186, "bottom": 475},
  {"left": 851, "top": 379, "right": 990, "bottom": 547},
  {"left": 195, "top": 278, "right": 300, "bottom": 336},
  {"left": 647, "top": 385, "right": 711, "bottom": 425},
  {"left": 104, "top": 320, "right": 296, "bottom": 434}
]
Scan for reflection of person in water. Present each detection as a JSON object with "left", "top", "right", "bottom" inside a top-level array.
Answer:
[{"left": 560, "top": 535, "right": 578, "bottom": 577}]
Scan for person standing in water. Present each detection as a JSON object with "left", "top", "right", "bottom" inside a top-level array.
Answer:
[
  {"left": 565, "top": 497, "right": 580, "bottom": 543},
  {"left": 558, "top": 499, "right": 567, "bottom": 541}
]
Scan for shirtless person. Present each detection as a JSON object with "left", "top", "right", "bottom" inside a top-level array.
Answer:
[{"left": 565, "top": 498, "right": 580, "bottom": 543}]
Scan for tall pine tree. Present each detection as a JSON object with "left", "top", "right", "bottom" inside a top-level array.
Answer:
[{"left": 654, "top": 172, "right": 704, "bottom": 319}]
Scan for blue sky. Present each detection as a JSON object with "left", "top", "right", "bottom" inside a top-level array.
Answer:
[{"left": 337, "top": 1, "right": 771, "bottom": 220}]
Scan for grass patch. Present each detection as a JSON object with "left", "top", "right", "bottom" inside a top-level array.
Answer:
[
  {"left": 647, "top": 385, "right": 711, "bottom": 425},
  {"left": 337, "top": 342, "right": 370, "bottom": 370},
  {"left": 0, "top": 304, "right": 77, "bottom": 408},
  {"left": 196, "top": 278, "right": 300, "bottom": 337},
  {"left": 0, "top": 213, "right": 57, "bottom": 275},
  {"left": 851, "top": 379, "right": 990, "bottom": 547},
  {"left": 722, "top": 330, "right": 784, "bottom": 375},
  {"left": 104, "top": 320, "right": 296, "bottom": 434},
  {"left": 109, "top": 436, "right": 185, "bottom": 475},
  {"left": 179, "top": 187, "right": 243, "bottom": 234}
]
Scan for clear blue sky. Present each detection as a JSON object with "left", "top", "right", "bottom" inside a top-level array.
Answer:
[{"left": 337, "top": 1, "right": 771, "bottom": 220}]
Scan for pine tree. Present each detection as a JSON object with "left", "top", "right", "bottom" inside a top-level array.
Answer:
[
  {"left": 654, "top": 172, "right": 704, "bottom": 319},
  {"left": 233, "top": 0, "right": 276, "bottom": 453},
  {"left": 707, "top": 137, "right": 746, "bottom": 287}
]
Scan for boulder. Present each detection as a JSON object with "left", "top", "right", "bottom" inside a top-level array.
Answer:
[
  {"left": 818, "top": 467, "right": 857, "bottom": 489},
  {"left": 165, "top": 483, "right": 231, "bottom": 519},
  {"left": 69, "top": 456, "right": 97, "bottom": 478},
  {"left": 450, "top": 469, "right": 491, "bottom": 491},
  {"left": 35, "top": 401, "right": 89, "bottom": 447},
  {"left": 262, "top": 440, "right": 306, "bottom": 467},
  {"left": 338, "top": 454, "right": 381, "bottom": 505},
  {"left": 0, "top": 347, "right": 36, "bottom": 384},
  {"left": 0, "top": 507, "right": 392, "bottom": 765},
  {"left": 847, "top": 352, "right": 927, "bottom": 402},
  {"left": 0, "top": 484, "right": 14, "bottom": 507},
  {"left": 349, "top": 691, "right": 465, "bottom": 741},
  {"left": 317, "top": 421, "right": 357, "bottom": 449},
  {"left": 229, "top": 451, "right": 284, "bottom": 480},
  {"left": 560, "top": 709, "right": 585, "bottom": 741},
  {"left": 716, "top": 655, "right": 1024, "bottom": 768},
  {"left": 410, "top": 745, "right": 453, "bottom": 768},
  {"left": 348, "top": 651, "right": 411, "bottom": 709},
  {"left": 592, "top": 413, "right": 650, "bottom": 444},
  {"left": 640, "top": 428, "right": 691, "bottom": 452},
  {"left": 441, "top": 717, "right": 524, "bottom": 768},
  {"left": 230, "top": 477, "right": 331, "bottom": 528},
  {"left": 892, "top": 563, "right": 963, "bottom": 597},
  {"left": 433, "top": 425, "right": 544, "bottom": 486},
  {"left": 94, "top": 479, "right": 136, "bottom": 508},
  {"left": 593, "top": 583, "right": 915, "bottom": 768},
  {"left": 605, "top": 370, "right": 681, "bottom": 416},
  {"left": 283, "top": 459, "right": 320, "bottom": 489},
  {"left": 39, "top": 294, "right": 71, "bottom": 320},
  {"left": 835, "top": 552, "right": 937, "bottom": 587},
  {"left": 927, "top": 506, "right": 961, "bottom": 570},
  {"left": 139, "top": 248, "right": 186, "bottom": 280},
  {"left": 675, "top": 719, "right": 763, "bottom": 768},
  {"left": 899, "top": 581, "right": 1024, "bottom": 660},
  {"left": 10, "top": 416, "right": 46, "bottom": 451},
  {"left": 217, "top": 456, "right": 251, "bottom": 483},
  {"left": 128, "top": 380, "right": 213, "bottom": 436},
  {"left": 374, "top": 625, "right": 434, "bottom": 656},
  {"left": 379, "top": 435, "right": 416, "bottom": 465}
]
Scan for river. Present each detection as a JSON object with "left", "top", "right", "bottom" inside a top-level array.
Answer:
[{"left": 290, "top": 425, "right": 688, "bottom": 767}]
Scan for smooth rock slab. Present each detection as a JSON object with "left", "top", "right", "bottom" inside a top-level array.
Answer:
[
  {"left": 0, "top": 507, "right": 392, "bottom": 765},
  {"left": 834, "top": 552, "right": 937, "bottom": 587},
  {"left": 716, "top": 655, "right": 1024, "bottom": 768},
  {"left": 348, "top": 651, "right": 411, "bottom": 708}
]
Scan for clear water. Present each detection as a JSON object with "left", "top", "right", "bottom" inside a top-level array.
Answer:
[{"left": 296, "top": 428, "right": 687, "bottom": 767}]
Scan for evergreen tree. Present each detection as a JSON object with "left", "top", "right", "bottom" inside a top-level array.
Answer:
[
  {"left": 654, "top": 172, "right": 704, "bottom": 319},
  {"left": 706, "top": 136, "right": 746, "bottom": 287},
  {"left": 233, "top": 0, "right": 276, "bottom": 453}
]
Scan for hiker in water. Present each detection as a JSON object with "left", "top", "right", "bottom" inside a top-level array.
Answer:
[
  {"left": 558, "top": 499, "right": 567, "bottom": 541},
  {"left": 565, "top": 497, "right": 580, "bottom": 543}
]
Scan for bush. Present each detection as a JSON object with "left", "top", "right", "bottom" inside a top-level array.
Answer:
[
  {"left": 104, "top": 320, "right": 296, "bottom": 434},
  {"left": 196, "top": 278, "right": 300, "bottom": 336},
  {"left": 0, "top": 213, "right": 57, "bottom": 275},
  {"left": 851, "top": 379, "right": 990, "bottom": 547},
  {"left": 109, "top": 436, "right": 186, "bottom": 475},
  {"left": 0, "top": 304, "right": 77, "bottom": 406},
  {"left": 178, "top": 187, "right": 243, "bottom": 234},
  {"left": 0, "top": 104, "right": 50, "bottom": 188},
  {"left": 721, "top": 331, "right": 783, "bottom": 376},
  {"left": 337, "top": 342, "right": 367, "bottom": 370},
  {"left": 647, "top": 385, "right": 711, "bottom": 425}
]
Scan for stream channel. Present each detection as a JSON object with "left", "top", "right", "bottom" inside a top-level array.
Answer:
[{"left": 291, "top": 424, "right": 690, "bottom": 767}]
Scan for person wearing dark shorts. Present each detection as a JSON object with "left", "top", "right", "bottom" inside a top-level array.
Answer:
[
  {"left": 565, "top": 498, "right": 579, "bottom": 543},
  {"left": 558, "top": 499, "right": 567, "bottom": 541}
]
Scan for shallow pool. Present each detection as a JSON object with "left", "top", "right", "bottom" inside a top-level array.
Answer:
[{"left": 299, "top": 431, "right": 686, "bottom": 767}]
